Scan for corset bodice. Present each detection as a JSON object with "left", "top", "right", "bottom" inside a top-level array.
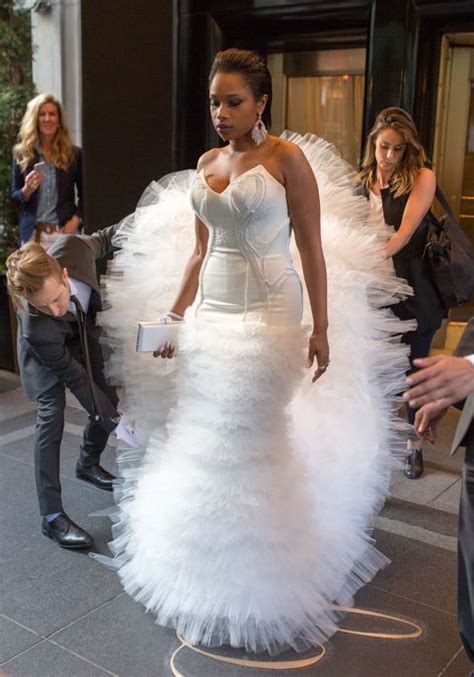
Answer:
[{"left": 190, "top": 164, "right": 302, "bottom": 325}]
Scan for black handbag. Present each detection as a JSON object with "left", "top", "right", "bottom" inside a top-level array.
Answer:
[{"left": 423, "top": 187, "right": 474, "bottom": 310}]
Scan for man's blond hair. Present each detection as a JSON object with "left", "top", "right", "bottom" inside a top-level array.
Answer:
[{"left": 6, "top": 243, "right": 63, "bottom": 311}]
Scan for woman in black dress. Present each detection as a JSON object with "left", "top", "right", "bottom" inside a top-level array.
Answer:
[{"left": 359, "top": 107, "right": 445, "bottom": 478}]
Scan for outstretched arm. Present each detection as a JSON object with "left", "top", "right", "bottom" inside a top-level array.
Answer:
[
  {"left": 283, "top": 144, "right": 329, "bottom": 382},
  {"left": 85, "top": 223, "right": 121, "bottom": 259}
]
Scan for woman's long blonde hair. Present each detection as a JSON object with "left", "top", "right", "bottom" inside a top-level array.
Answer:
[
  {"left": 359, "top": 107, "right": 430, "bottom": 198},
  {"left": 13, "top": 93, "right": 75, "bottom": 172}
]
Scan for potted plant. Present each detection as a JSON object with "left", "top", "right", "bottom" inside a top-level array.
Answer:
[{"left": 0, "top": 0, "right": 35, "bottom": 370}]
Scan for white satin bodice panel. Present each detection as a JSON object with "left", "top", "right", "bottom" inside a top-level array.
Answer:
[{"left": 190, "top": 165, "right": 303, "bottom": 325}]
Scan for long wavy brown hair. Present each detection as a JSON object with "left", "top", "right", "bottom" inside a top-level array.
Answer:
[
  {"left": 359, "top": 107, "right": 430, "bottom": 198},
  {"left": 13, "top": 93, "right": 75, "bottom": 172}
]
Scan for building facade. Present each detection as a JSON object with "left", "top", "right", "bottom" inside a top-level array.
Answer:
[{"left": 29, "top": 0, "right": 474, "bottom": 234}]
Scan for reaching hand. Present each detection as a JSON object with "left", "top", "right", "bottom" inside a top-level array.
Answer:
[
  {"left": 308, "top": 330, "right": 330, "bottom": 383},
  {"left": 405, "top": 355, "right": 474, "bottom": 409},
  {"left": 414, "top": 401, "right": 449, "bottom": 443}
]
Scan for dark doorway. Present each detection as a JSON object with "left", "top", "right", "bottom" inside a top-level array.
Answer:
[{"left": 176, "top": 1, "right": 370, "bottom": 168}]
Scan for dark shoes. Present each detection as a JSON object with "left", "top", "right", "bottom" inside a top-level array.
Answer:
[
  {"left": 404, "top": 449, "right": 424, "bottom": 479},
  {"left": 41, "top": 513, "right": 93, "bottom": 549},
  {"left": 76, "top": 461, "right": 115, "bottom": 491}
]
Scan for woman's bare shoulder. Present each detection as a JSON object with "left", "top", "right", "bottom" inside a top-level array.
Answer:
[
  {"left": 414, "top": 166, "right": 436, "bottom": 190},
  {"left": 270, "top": 136, "right": 304, "bottom": 159},
  {"left": 269, "top": 136, "right": 310, "bottom": 177}
]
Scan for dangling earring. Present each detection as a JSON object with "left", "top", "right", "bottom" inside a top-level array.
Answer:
[{"left": 251, "top": 113, "right": 268, "bottom": 146}]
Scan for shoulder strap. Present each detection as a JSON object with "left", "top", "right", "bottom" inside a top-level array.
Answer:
[{"left": 435, "top": 185, "right": 454, "bottom": 217}]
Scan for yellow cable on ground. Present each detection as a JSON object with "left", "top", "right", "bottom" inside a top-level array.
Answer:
[
  {"left": 332, "top": 605, "right": 423, "bottom": 639},
  {"left": 169, "top": 608, "right": 423, "bottom": 674},
  {"left": 170, "top": 636, "right": 325, "bottom": 675}
]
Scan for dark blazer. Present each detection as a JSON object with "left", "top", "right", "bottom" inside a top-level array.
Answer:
[
  {"left": 359, "top": 183, "right": 445, "bottom": 332},
  {"left": 17, "top": 226, "right": 120, "bottom": 434},
  {"left": 451, "top": 317, "right": 474, "bottom": 660},
  {"left": 11, "top": 146, "right": 83, "bottom": 244}
]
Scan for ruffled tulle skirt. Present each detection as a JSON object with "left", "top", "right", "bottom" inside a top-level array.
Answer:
[{"left": 98, "top": 132, "right": 415, "bottom": 654}]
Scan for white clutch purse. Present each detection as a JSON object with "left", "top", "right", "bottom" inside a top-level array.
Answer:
[{"left": 136, "top": 321, "right": 181, "bottom": 352}]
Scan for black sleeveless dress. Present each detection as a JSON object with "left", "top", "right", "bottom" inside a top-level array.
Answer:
[{"left": 379, "top": 188, "right": 445, "bottom": 332}]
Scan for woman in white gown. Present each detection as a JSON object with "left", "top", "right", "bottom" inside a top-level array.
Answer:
[{"left": 100, "top": 49, "right": 414, "bottom": 655}]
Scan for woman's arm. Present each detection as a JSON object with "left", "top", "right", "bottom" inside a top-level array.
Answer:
[
  {"left": 282, "top": 144, "right": 329, "bottom": 381},
  {"left": 154, "top": 216, "right": 208, "bottom": 359},
  {"left": 383, "top": 167, "right": 436, "bottom": 258},
  {"left": 167, "top": 150, "right": 218, "bottom": 316},
  {"left": 11, "top": 160, "right": 25, "bottom": 205},
  {"left": 62, "top": 148, "right": 83, "bottom": 233},
  {"left": 11, "top": 159, "right": 39, "bottom": 204},
  {"left": 169, "top": 216, "right": 209, "bottom": 317}
]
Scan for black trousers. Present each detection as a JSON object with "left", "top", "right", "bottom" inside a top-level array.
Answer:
[
  {"left": 34, "top": 381, "right": 115, "bottom": 515},
  {"left": 402, "top": 328, "right": 437, "bottom": 425},
  {"left": 459, "top": 435, "right": 474, "bottom": 662}
]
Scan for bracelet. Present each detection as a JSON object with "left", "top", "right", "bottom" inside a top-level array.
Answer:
[{"left": 165, "top": 310, "right": 184, "bottom": 322}]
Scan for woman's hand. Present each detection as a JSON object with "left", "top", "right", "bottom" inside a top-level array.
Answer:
[
  {"left": 382, "top": 231, "right": 406, "bottom": 259},
  {"left": 153, "top": 341, "right": 175, "bottom": 359},
  {"left": 21, "top": 169, "right": 43, "bottom": 200},
  {"left": 414, "top": 401, "right": 448, "bottom": 443},
  {"left": 62, "top": 215, "right": 82, "bottom": 233},
  {"left": 308, "top": 330, "right": 330, "bottom": 383},
  {"left": 152, "top": 312, "right": 182, "bottom": 360}
]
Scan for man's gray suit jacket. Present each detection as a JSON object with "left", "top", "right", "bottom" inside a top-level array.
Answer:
[{"left": 17, "top": 226, "right": 119, "bottom": 434}]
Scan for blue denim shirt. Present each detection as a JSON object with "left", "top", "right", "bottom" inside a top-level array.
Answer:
[{"left": 35, "top": 146, "right": 59, "bottom": 225}]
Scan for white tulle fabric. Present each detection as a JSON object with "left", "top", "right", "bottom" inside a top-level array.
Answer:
[{"left": 98, "top": 132, "right": 415, "bottom": 655}]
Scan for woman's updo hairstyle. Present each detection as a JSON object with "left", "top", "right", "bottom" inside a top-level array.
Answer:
[{"left": 209, "top": 48, "right": 272, "bottom": 129}]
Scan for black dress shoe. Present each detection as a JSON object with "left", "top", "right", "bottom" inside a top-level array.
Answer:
[
  {"left": 41, "top": 513, "right": 93, "bottom": 549},
  {"left": 76, "top": 461, "right": 115, "bottom": 491},
  {"left": 404, "top": 449, "right": 424, "bottom": 479}
]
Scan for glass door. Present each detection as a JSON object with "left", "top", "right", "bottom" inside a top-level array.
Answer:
[{"left": 267, "top": 48, "right": 366, "bottom": 169}]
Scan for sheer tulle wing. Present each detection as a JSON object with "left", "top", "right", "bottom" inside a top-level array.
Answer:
[
  {"left": 102, "top": 170, "right": 197, "bottom": 444},
  {"left": 284, "top": 132, "right": 415, "bottom": 617},
  {"left": 97, "top": 135, "right": 415, "bottom": 654}
]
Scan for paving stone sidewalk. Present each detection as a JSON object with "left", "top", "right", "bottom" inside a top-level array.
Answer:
[{"left": 0, "top": 370, "right": 472, "bottom": 677}]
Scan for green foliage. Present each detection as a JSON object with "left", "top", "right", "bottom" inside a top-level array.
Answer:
[{"left": 0, "top": 0, "right": 35, "bottom": 274}]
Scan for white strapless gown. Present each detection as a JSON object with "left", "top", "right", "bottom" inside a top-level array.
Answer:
[{"left": 99, "top": 133, "right": 415, "bottom": 655}]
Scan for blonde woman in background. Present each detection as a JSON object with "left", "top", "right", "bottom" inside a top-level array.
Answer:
[
  {"left": 11, "top": 93, "right": 83, "bottom": 249},
  {"left": 359, "top": 107, "right": 445, "bottom": 479}
]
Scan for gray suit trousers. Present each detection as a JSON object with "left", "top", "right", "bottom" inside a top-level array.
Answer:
[{"left": 35, "top": 381, "right": 112, "bottom": 515}]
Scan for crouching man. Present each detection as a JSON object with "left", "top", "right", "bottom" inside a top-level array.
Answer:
[{"left": 6, "top": 226, "right": 136, "bottom": 550}]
